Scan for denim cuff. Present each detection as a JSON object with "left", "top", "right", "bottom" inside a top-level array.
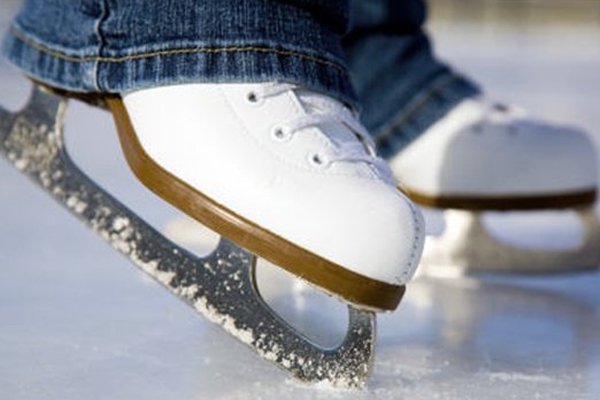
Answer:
[
  {"left": 2, "top": 0, "right": 357, "bottom": 107},
  {"left": 374, "top": 72, "right": 480, "bottom": 159}
]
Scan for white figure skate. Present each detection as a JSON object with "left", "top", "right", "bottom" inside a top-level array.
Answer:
[
  {"left": 115, "top": 82, "right": 423, "bottom": 311},
  {"left": 0, "top": 83, "right": 424, "bottom": 388},
  {"left": 389, "top": 98, "right": 600, "bottom": 275}
]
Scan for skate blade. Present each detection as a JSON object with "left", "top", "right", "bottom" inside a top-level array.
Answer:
[
  {"left": 419, "top": 208, "right": 600, "bottom": 277},
  {"left": 0, "top": 85, "right": 376, "bottom": 389}
]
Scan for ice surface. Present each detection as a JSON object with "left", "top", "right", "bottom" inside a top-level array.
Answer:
[{"left": 1, "top": 1, "right": 599, "bottom": 399}]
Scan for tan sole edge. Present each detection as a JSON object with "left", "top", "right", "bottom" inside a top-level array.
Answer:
[
  {"left": 402, "top": 188, "right": 597, "bottom": 211},
  {"left": 105, "top": 97, "right": 404, "bottom": 311}
]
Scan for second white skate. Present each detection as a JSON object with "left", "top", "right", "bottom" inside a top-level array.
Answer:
[{"left": 389, "top": 97, "right": 600, "bottom": 275}]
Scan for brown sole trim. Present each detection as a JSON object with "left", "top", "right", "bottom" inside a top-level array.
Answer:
[
  {"left": 105, "top": 97, "right": 404, "bottom": 311},
  {"left": 402, "top": 188, "right": 597, "bottom": 211}
]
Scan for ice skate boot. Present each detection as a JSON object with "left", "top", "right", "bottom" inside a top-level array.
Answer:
[
  {"left": 110, "top": 82, "right": 423, "bottom": 311},
  {"left": 389, "top": 97, "right": 600, "bottom": 275},
  {"left": 0, "top": 82, "right": 424, "bottom": 388}
]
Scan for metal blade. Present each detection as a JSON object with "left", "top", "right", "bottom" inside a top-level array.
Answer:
[{"left": 0, "top": 85, "right": 376, "bottom": 389}]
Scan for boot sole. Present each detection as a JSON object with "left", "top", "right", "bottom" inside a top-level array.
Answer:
[{"left": 402, "top": 188, "right": 596, "bottom": 211}]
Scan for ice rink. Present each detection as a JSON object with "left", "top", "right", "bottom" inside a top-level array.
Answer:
[{"left": 1, "top": 1, "right": 599, "bottom": 399}]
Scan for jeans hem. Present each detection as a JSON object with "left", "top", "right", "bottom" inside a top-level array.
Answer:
[{"left": 3, "top": 25, "right": 357, "bottom": 106}]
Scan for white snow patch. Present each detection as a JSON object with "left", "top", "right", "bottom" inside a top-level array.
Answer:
[
  {"left": 175, "top": 284, "right": 199, "bottom": 298},
  {"left": 66, "top": 195, "right": 87, "bottom": 214},
  {"left": 112, "top": 239, "right": 131, "bottom": 254},
  {"left": 112, "top": 216, "right": 130, "bottom": 231},
  {"left": 14, "top": 158, "right": 27, "bottom": 171}
]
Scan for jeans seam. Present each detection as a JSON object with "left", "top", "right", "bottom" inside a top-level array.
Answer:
[
  {"left": 9, "top": 25, "right": 346, "bottom": 73},
  {"left": 92, "top": 0, "right": 110, "bottom": 91}
]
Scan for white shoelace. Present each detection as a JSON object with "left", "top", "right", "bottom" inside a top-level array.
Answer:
[{"left": 251, "top": 82, "right": 390, "bottom": 175}]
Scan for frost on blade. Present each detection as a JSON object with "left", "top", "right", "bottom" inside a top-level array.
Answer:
[
  {"left": 66, "top": 195, "right": 88, "bottom": 214},
  {"left": 112, "top": 216, "right": 130, "bottom": 231},
  {"left": 194, "top": 296, "right": 256, "bottom": 345},
  {"left": 105, "top": 215, "right": 176, "bottom": 286},
  {"left": 174, "top": 284, "right": 199, "bottom": 298},
  {"left": 5, "top": 118, "right": 56, "bottom": 175}
]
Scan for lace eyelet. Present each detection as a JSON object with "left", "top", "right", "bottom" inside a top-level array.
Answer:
[
  {"left": 271, "top": 126, "right": 292, "bottom": 142},
  {"left": 309, "top": 152, "right": 328, "bottom": 167},
  {"left": 245, "top": 91, "right": 263, "bottom": 106}
]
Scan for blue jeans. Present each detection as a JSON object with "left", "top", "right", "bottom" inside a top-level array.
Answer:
[
  {"left": 345, "top": 0, "right": 479, "bottom": 157},
  {"left": 2, "top": 0, "right": 479, "bottom": 156}
]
